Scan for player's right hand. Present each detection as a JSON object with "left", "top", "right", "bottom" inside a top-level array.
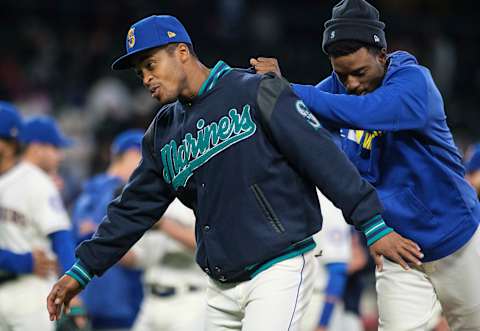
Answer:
[
  {"left": 47, "top": 274, "right": 83, "bottom": 321},
  {"left": 250, "top": 57, "right": 282, "bottom": 77},
  {"left": 369, "top": 231, "right": 423, "bottom": 272},
  {"left": 32, "top": 249, "right": 58, "bottom": 278}
]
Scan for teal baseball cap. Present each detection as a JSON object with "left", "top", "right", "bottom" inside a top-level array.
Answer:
[
  {"left": 111, "top": 15, "right": 192, "bottom": 70},
  {"left": 21, "top": 116, "right": 73, "bottom": 148}
]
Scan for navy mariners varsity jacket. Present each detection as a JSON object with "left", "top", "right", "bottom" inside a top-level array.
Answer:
[{"left": 73, "top": 61, "right": 384, "bottom": 284}]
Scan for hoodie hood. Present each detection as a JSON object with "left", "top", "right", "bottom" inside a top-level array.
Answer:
[{"left": 385, "top": 51, "right": 418, "bottom": 80}]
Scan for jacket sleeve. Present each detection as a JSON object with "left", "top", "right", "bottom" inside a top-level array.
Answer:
[
  {"left": 76, "top": 121, "right": 175, "bottom": 276},
  {"left": 255, "top": 73, "right": 384, "bottom": 229},
  {"left": 291, "top": 66, "right": 429, "bottom": 131}
]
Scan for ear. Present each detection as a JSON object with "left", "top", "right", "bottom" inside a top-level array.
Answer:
[
  {"left": 177, "top": 43, "right": 191, "bottom": 63},
  {"left": 378, "top": 48, "right": 388, "bottom": 65}
]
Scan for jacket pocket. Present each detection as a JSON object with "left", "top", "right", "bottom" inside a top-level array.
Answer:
[
  {"left": 250, "top": 184, "right": 285, "bottom": 233},
  {"left": 381, "top": 188, "right": 436, "bottom": 243}
]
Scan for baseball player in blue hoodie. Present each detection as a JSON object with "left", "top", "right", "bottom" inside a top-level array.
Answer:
[
  {"left": 252, "top": 0, "right": 480, "bottom": 330},
  {"left": 47, "top": 15, "right": 423, "bottom": 331}
]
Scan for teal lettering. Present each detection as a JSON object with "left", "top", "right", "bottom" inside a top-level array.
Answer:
[
  {"left": 160, "top": 105, "right": 257, "bottom": 189},
  {"left": 217, "top": 116, "right": 233, "bottom": 140}
]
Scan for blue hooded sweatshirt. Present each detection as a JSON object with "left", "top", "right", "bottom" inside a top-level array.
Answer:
[{"left": 292, "top": 51, "right": 479, "bottom": 262}]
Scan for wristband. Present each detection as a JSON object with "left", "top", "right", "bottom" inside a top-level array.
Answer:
[{"left": 360, "top": 215, "right": 393, "bottom": 246}]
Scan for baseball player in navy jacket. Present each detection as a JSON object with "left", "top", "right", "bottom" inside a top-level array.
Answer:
[
  {"left": 252, "top": 0, "right": 480, "bottom": 330},
  {"left": 47, "top": 15, "right": 422, "bottom": 330}
]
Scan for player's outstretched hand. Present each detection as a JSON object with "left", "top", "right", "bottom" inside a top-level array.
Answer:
[
  {"left": 369, "top": 231, "right": 423, "bottom": 272},
  {"left": 47, "top": 274, "right": 83, "bottom": 321},
  {"left": 250, "top": 57, "right": 282, "bottom": 77}
]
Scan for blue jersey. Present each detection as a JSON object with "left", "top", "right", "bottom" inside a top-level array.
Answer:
[
  {"left": 72, "top": 174, "right": 143, "bottom": 329},
  {"left": 292, "top": 51, "right": 480, "bottom": 261}
]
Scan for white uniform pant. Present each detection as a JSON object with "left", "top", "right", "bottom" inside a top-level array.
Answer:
[
  {"left": 376, "top": 226, "right": 480, "bottom": 331},
  {"left": 132, "top": 289, "right": 205, "bottom": 331},
  {"left": 0, "top": 275, "right": 54, "bottom": 331},
  {"left": 205, "top": 251, "right": 317, "bottom": 331}
]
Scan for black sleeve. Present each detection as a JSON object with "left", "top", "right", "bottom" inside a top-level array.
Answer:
[
  {"left": 255, "top": 73, "right": 383, "bottom": 228},
  {"left": 76, "top": 119, "right": 175, "bottom": 276}
]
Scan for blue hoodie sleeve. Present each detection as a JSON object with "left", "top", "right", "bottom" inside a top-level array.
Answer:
[
  {"left": 0, "top": 249, "right": 33, "bottom": 274},
  {"left": 75, "top": 122, "right": 175, "bottom": 277},
  {"left": 255, "top": 73, "right": 385, "bottom": 229},
  {"left": 292, "top": 66, "right": 429, "bottom": 131},
  {"left": 49, "top": 230, "right": 76, "bottom": 274}
]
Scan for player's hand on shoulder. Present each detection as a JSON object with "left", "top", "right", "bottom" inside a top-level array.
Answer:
[
  {"left": 250, "top": 57, "right": 282, "bottom": 77},
  {"left": 32, "top": 249, "right": 58, "bottom": 278},
  {"left": 47, "top": 274, "right": 83, "bottom": 322},
  {"left": 369, "top": 231, "right": 423, "bottom": 272}
]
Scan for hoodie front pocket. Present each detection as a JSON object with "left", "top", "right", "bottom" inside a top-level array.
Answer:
[{"left": 250, "top": 184, "right": 285, "bottom": 233}]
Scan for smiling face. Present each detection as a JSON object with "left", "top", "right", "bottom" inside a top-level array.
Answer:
[
  {"left": 330, "top": 47, "right": 387, "bottom": 95},
  {"left": 132, "top": 44, "right": 190, "bottom": 104}
]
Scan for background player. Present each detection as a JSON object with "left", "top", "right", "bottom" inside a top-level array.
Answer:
[
  {"left": 71, "top": 129, "right": 145, "bottom": 331},
  {"left": 132, "top": 199, "right": 206, "bottom": 331},
  {"left": 301, "top": 190, "right": 352, "bottom": 331},
  {"left": 465, "top": 144, "right": 480, "bottom": 198},
  {"left": 0, "top": 111, "right": 81, "bottom": 331}
]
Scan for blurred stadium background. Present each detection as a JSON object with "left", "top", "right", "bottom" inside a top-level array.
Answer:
[
  {"left": 1, "top": 0, "right": 478, "bottom": 190},
  {"left": 0, "top": 1, "right": 477, "bottom": 329}
]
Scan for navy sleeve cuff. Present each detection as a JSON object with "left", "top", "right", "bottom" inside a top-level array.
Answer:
[
  {"left": 65, "top": 259, "right": 93, "bottom": 288},
  {"left": 360, "top": 215, "right": 393, "bottom": 246}
]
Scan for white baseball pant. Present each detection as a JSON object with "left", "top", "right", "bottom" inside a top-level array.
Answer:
[
  {"left": 0, "top": 275, "right": 55, "bottom": 331},
  {"left": 376, "top": 226, "right": 480, "bottom": 331},
  {"left": 205, "top": 250, "right": 317, "bottom": 331}
]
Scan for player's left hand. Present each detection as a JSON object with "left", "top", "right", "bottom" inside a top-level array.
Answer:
[
  {"left": 369, "top": 231, "right": 423, "bottom": 271},
  {"left": 47, "top": 274, "right": 83, "bottom": 321}
]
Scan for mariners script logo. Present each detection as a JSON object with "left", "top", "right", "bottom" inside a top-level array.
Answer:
[{"left": 161, "top": 104, "right": 256, "bottom": 190}]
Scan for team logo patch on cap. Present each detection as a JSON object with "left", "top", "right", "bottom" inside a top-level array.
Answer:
[
  {"left": 330, "top": 31, "right": 336, "bottom": 39},
  {"left": 167, "top": 31, "right": 176, "bottom": 38},
  {"left": 373, "top": 34, "right": 380, "bottom": 43},
  {"left": 127, "top": 27, "right": 136, "bottom": 48}
]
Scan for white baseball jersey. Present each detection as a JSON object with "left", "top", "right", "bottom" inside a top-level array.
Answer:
[
  {"left": 0, "top": 162, "right": 71, "bottom": 331},
  {"left": 314, "top": 189, "right": 352, "bottom": 266},
  {"left": 132, "top": 199, "right": 206, "bottom": 331},
  {"left": 136, "top": 198, "right": 205, "bottom": 289},
  {"left": 0, "top": 162, "right": 70, "bottom": 256}
]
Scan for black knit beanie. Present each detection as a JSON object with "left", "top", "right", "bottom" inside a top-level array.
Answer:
[{"left": 322, "top": 0, "right": 387, "bottom": 54}]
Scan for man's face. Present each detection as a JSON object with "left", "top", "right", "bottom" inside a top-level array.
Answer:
[
  {"left": 330, "top": 47, "right": 387, "bottom": 95},
  {"left": 133, "top": 45, "right": 187, "bottom": 104},
  {"left": 122, "top": 149, "right": 142, "bottom": 177},
  {"left": 37, "top": 144, "right": 64, "bottom": 174}
]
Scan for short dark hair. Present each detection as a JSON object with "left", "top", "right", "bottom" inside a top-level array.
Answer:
[
  {"left": 165, "top": 42, "right": 197, "bottom": 58},
  {"left": 326, "top": 40, "right": 383, "bottom": 58}
]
